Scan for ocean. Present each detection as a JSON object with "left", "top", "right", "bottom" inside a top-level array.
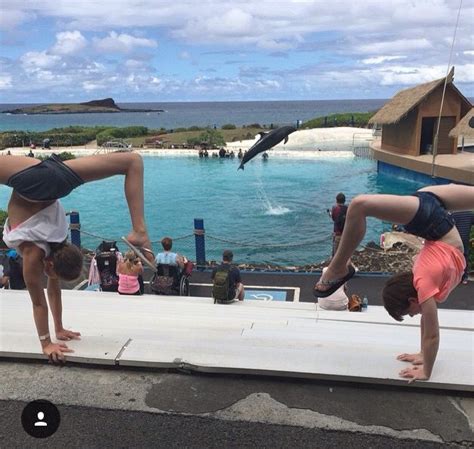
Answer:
[{"left": 0, "top": 99, "right": 386, "bottom": 132}]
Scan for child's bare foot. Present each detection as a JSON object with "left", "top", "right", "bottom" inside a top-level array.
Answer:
[{"left": 126, "top": 231, "right": 154, "bottom": 263}]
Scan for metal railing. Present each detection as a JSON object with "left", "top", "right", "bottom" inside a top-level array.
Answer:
[{"left": 65, "top": 214, "right": 333, "bottom": 270}]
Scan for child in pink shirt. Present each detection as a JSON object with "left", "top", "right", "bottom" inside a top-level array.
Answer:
[
  {"left": 314, "top": 183, "right": 473, "bottom": 383},
  {"left": 118, "top": 251, "right": 144, "bottom": 296}
]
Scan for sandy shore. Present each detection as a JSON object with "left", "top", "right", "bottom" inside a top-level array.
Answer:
[{"left": 1, "top": 127, "right": 374, "bottom": 158}]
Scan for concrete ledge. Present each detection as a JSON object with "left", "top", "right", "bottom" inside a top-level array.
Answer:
[{"left": 1, "top": 290, "right": 473, "bottom": 392}]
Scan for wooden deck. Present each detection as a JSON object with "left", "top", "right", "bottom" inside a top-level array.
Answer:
[{"left": 370, "top": 140, "right": 474, "bottom": 185}]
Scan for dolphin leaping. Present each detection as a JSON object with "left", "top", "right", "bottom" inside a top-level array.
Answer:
[{"left": 238, "top": 125, "right": 296, "bottom": 170}]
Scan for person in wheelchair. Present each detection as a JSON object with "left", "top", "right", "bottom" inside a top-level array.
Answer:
[
  {"left": 151, "top": 237, "right": 191, "bottom": 296},
  {"left": 154, "top": 237, "right": 185, "bottom": 268}
]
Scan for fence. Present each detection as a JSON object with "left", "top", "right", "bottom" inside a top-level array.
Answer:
[
  {"left": 352, "top": 132, "right": 375, "bottom": 159},
  {"left": 65, "top": 214, "right": 333, "bottom": 270}
]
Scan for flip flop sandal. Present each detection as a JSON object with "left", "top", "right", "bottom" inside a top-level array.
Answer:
[{"left": 313, "top": 265, "right": 356, "bottom": 298}]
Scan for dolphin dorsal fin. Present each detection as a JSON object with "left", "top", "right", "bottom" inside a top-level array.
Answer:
[{"left": 257, "top": 132, "right": 267, "bottom": 140}]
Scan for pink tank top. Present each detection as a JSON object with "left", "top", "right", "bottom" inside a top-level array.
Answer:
[{"left": 118, "top": 274, "right": 140, "bottom": 294}]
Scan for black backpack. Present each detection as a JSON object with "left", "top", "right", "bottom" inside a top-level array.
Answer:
[
  {"left": 6, "top": 255, "right": 26, "bottom": 290},
  {"left": 335, "top": 205, "right": 348, "bottom": 231},
  {"left": 150, "top": 264, "right": 180, "bottom": 295},
  {"left": 95, "top": 241, "right": 119, "bottom": 292},
  {"left": 212, "top": 265, "right": 232, "bottom": 303}
]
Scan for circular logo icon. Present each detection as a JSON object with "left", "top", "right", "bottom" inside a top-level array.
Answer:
[{"left": 21, "top": 400, "right": 60, "bottom": 438}]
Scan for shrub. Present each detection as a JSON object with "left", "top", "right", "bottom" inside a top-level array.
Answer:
[
  {"left": 301, "top": 112, "right": 373, "bottom": 129},
  {"left": 221, "top": 124, "right": 236, "bottom": 130},
  {"left": 96, "top": 126, "right": 148, "bottom": 145}
]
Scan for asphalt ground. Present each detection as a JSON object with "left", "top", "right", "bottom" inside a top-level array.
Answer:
[{"left": 0, "top": 363, "right": 472, "bottom": 448}]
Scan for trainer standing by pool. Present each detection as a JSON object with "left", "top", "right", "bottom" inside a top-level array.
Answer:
[
  {"left": 328, "top": 192, "right": 348, "bottom": 256},
  {"left": 1, "top": 152, "right": 153, "bottom": 363}
]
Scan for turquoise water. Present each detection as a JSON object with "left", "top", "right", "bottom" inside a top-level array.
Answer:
[{"left": 0, "top": 154, "right": 424, "bottom": 265}]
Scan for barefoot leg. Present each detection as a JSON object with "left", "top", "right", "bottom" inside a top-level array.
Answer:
[{"left": 65, "top": 152, "right": 153, "bottom": 259}]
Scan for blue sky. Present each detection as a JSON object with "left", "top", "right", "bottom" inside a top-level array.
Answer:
[{"left": 0, "top": 0, "right": 473, "bottom": 103}]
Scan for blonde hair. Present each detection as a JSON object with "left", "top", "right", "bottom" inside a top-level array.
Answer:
[{"left": 124, "top": 250, "right": 139, "bottom": 269}]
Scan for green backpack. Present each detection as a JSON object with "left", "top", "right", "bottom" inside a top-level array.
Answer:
[{"left": 213, "top": 266, "right": 231, "bottom": 303}]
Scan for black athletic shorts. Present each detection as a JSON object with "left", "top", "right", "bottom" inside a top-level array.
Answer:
[
  {"left": 404, "top": 191, "right": 455, "bottom": 241},
  {"left": 6, "top": 154, "right": 84, "bottom": 201}
]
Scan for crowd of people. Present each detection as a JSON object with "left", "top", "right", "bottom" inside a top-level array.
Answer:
[{"left": 197, "top": 147, "right": 268, "bottom": 161}]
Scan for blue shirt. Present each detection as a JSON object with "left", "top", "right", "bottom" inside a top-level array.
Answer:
[{"left": 155, "top": 251, "right": 178, "bottom": 265}]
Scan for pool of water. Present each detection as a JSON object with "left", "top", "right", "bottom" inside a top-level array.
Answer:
[{"left": 0, "top": 154, "right": 424, "bottom": 265}]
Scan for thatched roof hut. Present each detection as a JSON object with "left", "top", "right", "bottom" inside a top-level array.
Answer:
[
  {"left": 368, "top": 68, "right": 470, "bottom": 125},
  {"left": 449, "top": 108, "right": 474, "bottom": 139}
]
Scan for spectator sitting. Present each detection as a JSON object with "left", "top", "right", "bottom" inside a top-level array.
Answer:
[
  {"left": 117, "top": 250, "right": 144, "bottom": 296},
  {"left": 3, "top": 249, "right": 26, "bottom": 290},
  {"left": 212, "top": 249, "right": 245, "bottom": 303},
  {"left": 155, "top": 237, "right": 185, "bottom": 268},
  {"left": 0, "top": 263, "right": 5, "bottom": 288}
]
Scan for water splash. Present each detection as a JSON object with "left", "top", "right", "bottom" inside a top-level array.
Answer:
[
  {"left": 257, "top": 187, "right": 291, "bottom": 216},
  {"left": 264, "top": 205, "right": 291, "bottom": 216}
]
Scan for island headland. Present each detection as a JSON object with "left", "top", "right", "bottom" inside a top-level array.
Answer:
[{"left": 3, "top": 98, "right": 163, "bottom": 114}]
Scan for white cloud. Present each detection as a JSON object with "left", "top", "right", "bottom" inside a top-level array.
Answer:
[
  {"left": 0, "top": 7, "right": 34, "bottom": 31},
  {"left": 1, "top": 0, "right": 473, "bottom": 101},
  {"left": 93, "top": 32, "right": 157, "bottom": 53},
  {"left": 0, "top": 75, "right": 13, "bottom": 89},
  {"left": 20, "top": 51, "right": 61, "bottom": 70},
  {"left": 361, "top": 56, "right": 406, "bottom": 65},
  {"left": 51, "top": 31, "right": 87, "bottom": 55},
  {"left": 356, "top": 38, "right": 432, "bottom": 55}
]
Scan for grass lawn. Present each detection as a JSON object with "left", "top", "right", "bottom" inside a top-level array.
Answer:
[{"left": 129, "top": 126, "right": 265, "bottom": 147}]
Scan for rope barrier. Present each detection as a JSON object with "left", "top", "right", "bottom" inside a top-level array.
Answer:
[
  {"left": 206, "top": 233, "right": 332, "bottom": 249},
  {"left": 74, "top": 226, "right": 408, "bottom": 255},
  {"left": 77, "top": 227, "right": 194, "bottom": 245}
]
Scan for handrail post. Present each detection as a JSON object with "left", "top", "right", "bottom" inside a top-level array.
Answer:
[
  {"left": 194, "top": 218, "right": 206, "bottom": 269},
  {"left": 68, "top": 211, "right": 81, "bottom": 248}
]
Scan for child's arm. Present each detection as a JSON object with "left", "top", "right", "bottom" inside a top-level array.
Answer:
[
  {"left": 21, "top": 243, "right": 74, "bottom": 363},
  {"left": 399, "top": 298, "right": 439, "bottom": 382},
  {"left": 47, "top": 277, "right": 81, "bottom": 341},
  {"left": 419, "top": 299, "right": 440, "bottom": 377}
]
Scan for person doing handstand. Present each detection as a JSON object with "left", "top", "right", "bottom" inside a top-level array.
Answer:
[
  {"left": 314, "top": 184, "right": 474, "bottom": 382},
  {"left": 1, "top": 152, "right": 153, "bottom": 363}
]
